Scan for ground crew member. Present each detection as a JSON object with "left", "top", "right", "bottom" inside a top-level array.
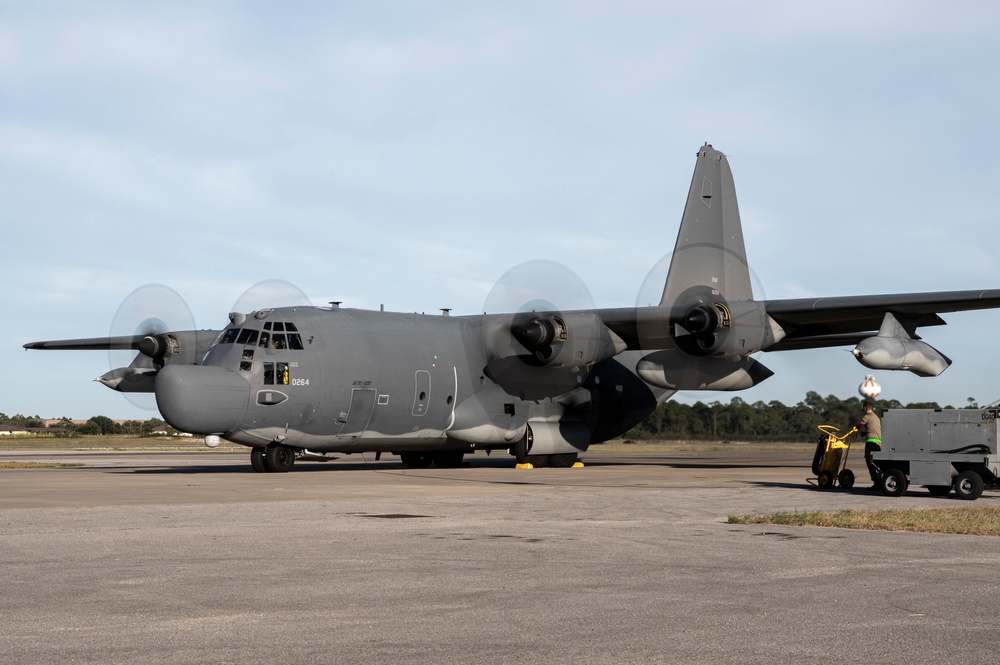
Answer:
[{"left": 857, "top": 400, "right": 882, "bottom": 490}]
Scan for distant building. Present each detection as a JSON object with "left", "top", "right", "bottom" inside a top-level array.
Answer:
[{"left": 150, "top": 426, "right": 193, "bottom": 437}]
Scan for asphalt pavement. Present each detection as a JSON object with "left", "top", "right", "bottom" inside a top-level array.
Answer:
[{"left": 2, "top": 448, "right": 998, "bottom": 664}]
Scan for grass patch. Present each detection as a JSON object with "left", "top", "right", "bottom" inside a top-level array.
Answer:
[
  {"left": 0, "top": 435, "right": 243, "bottom": 451},
  {"left": 0, "top": 461, "right": 83, "bottom": 469},
  {"left": 729, "top": 507, "right": 1000, "bottom": 536}
]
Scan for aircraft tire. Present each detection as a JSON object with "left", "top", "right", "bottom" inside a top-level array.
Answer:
[
  {"left": 526, "top": 455, "right": 551, "bottom": 468},
  {"left": 250, "top": 448, "right": 269, "bottom": 473},
  {"left": 549, "top": 453, "right": 578, "bottom": 468},
  {"left": 514, "top": 430, "right": 531, "bottom": 464},
  {"left": 265, "top": 444, "right": 295, "bottom": 473},
  {"left": 400, "top": 452, "right": 433, "bottom": 469},
  {"left": 431, "top": 451, "right": 464, "bottom": 468}
]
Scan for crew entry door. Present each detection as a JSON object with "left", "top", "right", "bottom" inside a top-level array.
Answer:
[{"left": 337, "top": 388, "right": 377, "bottom": 437}]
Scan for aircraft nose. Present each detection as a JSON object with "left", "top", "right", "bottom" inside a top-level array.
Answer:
[{"left": 155, "top": 365, "right": 250, "bottom": 435}]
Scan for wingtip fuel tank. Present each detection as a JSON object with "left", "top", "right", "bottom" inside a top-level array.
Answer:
[{"left": 852, "top": 337, "right": 952, "bottom": 377}]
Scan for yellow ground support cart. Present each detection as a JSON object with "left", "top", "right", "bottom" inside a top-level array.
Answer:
[{"left": 809, "top": 425, "right": 858, "bottom": 489}]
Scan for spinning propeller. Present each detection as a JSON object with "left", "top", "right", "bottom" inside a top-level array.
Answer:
[{"left": 98, "top": 280, "right": 312, "bottom": 410}]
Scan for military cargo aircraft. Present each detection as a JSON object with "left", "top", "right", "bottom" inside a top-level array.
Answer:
[{"left": 25, "top": 144, "right": 1000, "bottom": 472}]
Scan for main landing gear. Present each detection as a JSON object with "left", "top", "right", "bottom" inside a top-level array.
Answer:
[
  {"left": 512, "top": 430, "right": 579, "bottom": 468},
  {"left": 399, "top": 451, "right": 465, "bottom": 468},
  {"left": 250, "top": 444, "right": 295, "bottom": 473}
]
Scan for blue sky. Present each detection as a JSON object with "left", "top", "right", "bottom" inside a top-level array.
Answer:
[{"left": 3, "top": 1, "right": 1000, "bottom": 420}]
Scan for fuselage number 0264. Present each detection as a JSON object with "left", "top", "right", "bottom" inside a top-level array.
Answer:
[{"left": 291, "top": 378, "right": 310, "bottom": 386}]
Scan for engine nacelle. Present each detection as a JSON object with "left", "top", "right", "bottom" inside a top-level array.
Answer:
[
  {"left": 97, "top": 367, "right": 159, "bottom": 393},
  {"left": 852, "top": 337, "right": 952, "bottom": 377},
  {"left": 491, "top": 311, "right": 626, "bottom": 369},
  {"left": 511, "top": 312, "right": 627, "bottom": 369},
  {"left": 138, "top": 333, "right": 180, "bottom": 360},
  {"left": 636, "top": 350, "right": 773, "bottom": 390},
  {"left": 673, "top": 300, "right": 785, "bottom": 359}
]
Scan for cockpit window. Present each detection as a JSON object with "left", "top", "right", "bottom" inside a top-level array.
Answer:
[
  {"left": 218, "top": 321, "right": 304, "bottom": 350},
  {"left": 253, "top": 322, "right": 304, "bottom": 349},
  {"left": 236, "top": 329, "right": 259, "bottom": 345},
  {"left": 220, "top": 328, "right": 262, "bottom": 346},
  {"left": 263, "top": 362, "right": 289, "bottom": 385}
]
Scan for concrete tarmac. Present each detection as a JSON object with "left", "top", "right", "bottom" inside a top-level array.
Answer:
[{"left": 2, "top": 448, "right": 999, "bottom": 664}]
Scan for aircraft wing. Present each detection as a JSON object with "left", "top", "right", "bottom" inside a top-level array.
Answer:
[
  {"left": 23, "top": 330, "right": 222, "bottom": 392},
  {"left": 763, "top": 289, "right": 1000, "bottom": 351},
  {"left": 23, "top": 335, "right": 150, "bottom": 351}
]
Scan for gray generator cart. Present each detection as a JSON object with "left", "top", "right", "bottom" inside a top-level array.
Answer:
[{"left": 871, "top": 409, "right": 1000, "bottom": 499}]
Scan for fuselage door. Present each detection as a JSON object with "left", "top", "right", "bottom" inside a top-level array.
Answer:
[
  {"left": 412, "top": 370, "right": 430, "bottom": 416},
  {"left": 337, "top": 388, "right": 377, "bottom": 437}
]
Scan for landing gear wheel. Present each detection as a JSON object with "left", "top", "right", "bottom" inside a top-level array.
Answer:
[
  {"left": 817, "top": 470, "right": 834, "bottom": 489},
  {"left": 880, "top": 468, "right": 907, "bottom": 497},
  {"left": 838, "top": 468, "right": 855, "bottom": 489},
  {"left": 432, "top": 451, "right": 465, "bottom": 468},
  {"left": 265, "top": 444, "right": 295, "bottom": 473},
  {"left": 953, "top": 470, "right": 984, "bottom": 501},
  {"left": 399, "top": 452, "right": 432, "bottom": 469},
  {"left": 514, "top": 428, "right": 532, "bottom": 464},
  {"left": 250, "top": 448, "right": 269, "bottom": 473},
  {"left": 927, "top": 485, "right": 952, "bottom": 497},
  {"left": 549, "top": 453, "right": 579, "bottom": 468}
]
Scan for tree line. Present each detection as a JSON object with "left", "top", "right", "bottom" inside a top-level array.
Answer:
[
  {"left": 623, "top": 392, "right": 974, "bottom": 442},
  {"left": 0, "top": 413, "right": 171, "bottom": 437}
]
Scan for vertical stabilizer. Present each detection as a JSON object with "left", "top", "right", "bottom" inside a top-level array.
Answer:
[{"left": 659, "top": 144, "right": 753, "bottom": 307}]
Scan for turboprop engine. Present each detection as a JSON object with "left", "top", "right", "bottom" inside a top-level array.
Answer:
[
  {"left": 97, "top": 330, "right": 218, "bottom": 392},
  {"left": 482, "top": 310, "right": 628, "bottom": 401},
  {"left": 670, "top": 300, "right": 785, "bottom": 360},
  {"left": 634, "top": 298, "right": 784, "bottom": 390}
]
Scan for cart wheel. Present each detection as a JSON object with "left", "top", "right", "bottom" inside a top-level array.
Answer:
[
  {"left": 811, "top": 437, "right": 826, "bottom": 476},
  {"left": 927, "top": 485, "right": 952, "bottom": 497},
  {"left": 838, "top": 468, "right": 855, "bottom": 489},
  {"left": 880, "top": 468, "right": 907, "bottom": 497},
  {"left": 817, "top": 470, "right": 834, "bottom": 489},
  {"left": 953, "top": 470, "right": 984, "bottom": 501}
]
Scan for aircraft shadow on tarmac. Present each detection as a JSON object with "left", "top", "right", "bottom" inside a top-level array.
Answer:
[{"left": 122, "top": 454, "right": 809, "bottom": 475}]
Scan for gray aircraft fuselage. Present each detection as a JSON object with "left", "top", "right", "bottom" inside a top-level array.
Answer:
[{"left": 154, "top": 306, "right": 667, "bottom": 456}]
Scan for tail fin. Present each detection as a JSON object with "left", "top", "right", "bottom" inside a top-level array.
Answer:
[{"left": 659, "top": 143, "right": 754, "bottom": 307}]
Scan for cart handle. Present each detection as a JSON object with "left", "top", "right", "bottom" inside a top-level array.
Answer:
[{"left": 817, "top": 425, "right": 859, "bottom": 438}]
